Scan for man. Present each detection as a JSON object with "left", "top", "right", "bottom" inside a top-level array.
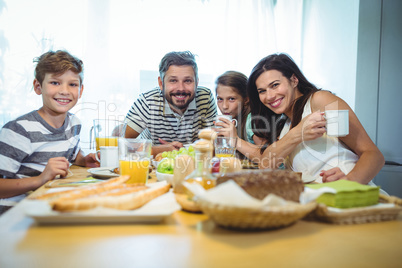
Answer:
[{"left": 125, "top": 51, "right": 217, "bottom": 155}]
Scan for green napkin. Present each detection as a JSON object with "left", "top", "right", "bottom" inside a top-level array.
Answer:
[{"left": 306, "top": 180, "right": 379, "bottom": 208}]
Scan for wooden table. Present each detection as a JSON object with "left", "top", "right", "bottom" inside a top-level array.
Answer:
[{"left": 0, "top": 166, "right": 401, "bottom": 268}]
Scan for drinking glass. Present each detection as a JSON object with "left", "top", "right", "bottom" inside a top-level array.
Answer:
[
  {"left": 214, "top": 137, "right": 237, "bottom": 158},
  {"left": 118, "top": 138, "right": 152, "bottom": 184},
  {"left": 91, "top": 119, "right": 126, "bottom": 151}
]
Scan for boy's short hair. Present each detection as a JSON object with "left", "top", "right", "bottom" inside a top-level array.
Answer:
[
  {"left": 34, "top": 50, "right": 84, "bottom": 86},
  {"left": 158, "top": 51, "right": 198, "bottom": 84}
]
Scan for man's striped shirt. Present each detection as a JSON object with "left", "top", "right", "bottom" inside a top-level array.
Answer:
[{"left": 126, "top": 87, "right": 217, "bottom": 145}]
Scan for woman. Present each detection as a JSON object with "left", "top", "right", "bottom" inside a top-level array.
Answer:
[{"left": 216, "top": 53, "right": 384, "bottom": 184}]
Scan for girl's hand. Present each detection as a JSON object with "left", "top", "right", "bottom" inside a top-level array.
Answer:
[
  {"left": 295, "top": 111, "right": 327, "bottom": 142},
  {"left": 39, "top": 157, "right": 70, "bottom": 184},
  {"left": 320, "top": 167, "right": 347, "bottom": 182},
  {"left": 213, "top": 117, "right": 238, "bottom": 138}
]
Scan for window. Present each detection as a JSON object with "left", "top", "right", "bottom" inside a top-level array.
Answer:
[{"left": 0, "top": 0, "right": 359, "bottom": 151}]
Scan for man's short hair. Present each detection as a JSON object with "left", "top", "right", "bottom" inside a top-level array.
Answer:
[{"left": 159, "top": 51, "right": 198, "bottom": 84}]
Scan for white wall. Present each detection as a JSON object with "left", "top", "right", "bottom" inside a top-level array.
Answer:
[{"left": 300, "top": 0, "right": 359, "bottom": 110}]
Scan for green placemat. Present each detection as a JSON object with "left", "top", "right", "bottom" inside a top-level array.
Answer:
[
  {"left": 54, "top": 177, "right": 102, "bottom": 187},
  {"left": 306, "top": 180, "right": 380, "bottom": 208}
]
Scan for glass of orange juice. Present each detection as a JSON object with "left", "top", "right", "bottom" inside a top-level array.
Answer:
[
  {"left": 118, "top": 138, "right": 152, "bottom": 184},
  {"left": 92, "top": 119, "right": 126, "bottom": 151},
  {"left": 214, "top": 137, "right": 237, "bottom": 158}
]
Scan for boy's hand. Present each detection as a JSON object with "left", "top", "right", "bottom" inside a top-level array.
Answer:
[
  {"left": 84, "top": 153, "right": 100, "bottom": 168},
  {"left": 39, "top": 157, "right": 70, "bottom": 184}
]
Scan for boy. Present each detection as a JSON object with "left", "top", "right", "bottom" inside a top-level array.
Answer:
[{"left": 0, "top": 50, "right": 98, "bottom": 212}]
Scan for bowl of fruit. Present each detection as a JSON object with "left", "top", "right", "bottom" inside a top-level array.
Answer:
[{"left": 154, "top": 146, "right": 195, "bottom": 182}]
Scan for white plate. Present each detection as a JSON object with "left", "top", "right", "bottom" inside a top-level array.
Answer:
[
  {"left": 184, "top": 143, "right": 195, "bottom": 149},
  {"left": 87, "top": 167, "right": 119, "bottom": 179},
  {"left": 152, "top": 160, "right": 160, "bottom": 169},
  {"left": 156, "top": 171, "right": 174, "bottom": 184},
  {"left": 302, "top": 174, "right": 316, "bottom": 183},
  {"left": 24, "top": 188, "right": 180, "bottom": 225}
]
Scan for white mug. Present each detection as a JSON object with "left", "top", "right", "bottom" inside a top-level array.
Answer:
[
  {"left": 95, "top": 146, "right": 119, "bottom": 167},
  {"left": 216, "top": 115, "right": 238, "bottom": 127},
  {"left": 324, "top": 110, "right": 349, "bottom": 137}
]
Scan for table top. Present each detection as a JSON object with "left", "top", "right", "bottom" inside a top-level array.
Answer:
[{"left": 0, "top": 166, "right": 401, "bottom": 268}]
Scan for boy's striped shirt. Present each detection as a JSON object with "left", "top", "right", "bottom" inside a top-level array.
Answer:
[{"left": 0, "top": 111, "right": 81, "bottom": 179}]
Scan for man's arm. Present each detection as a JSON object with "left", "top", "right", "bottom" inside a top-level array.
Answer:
[
  {"left": 199, "top": 87, "right": 218, "bottom": 128},
  {"left": 125, "top": 125, "right": 140, "bottom": 138}
]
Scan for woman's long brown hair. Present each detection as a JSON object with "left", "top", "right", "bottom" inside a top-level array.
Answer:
[{"left": 246, "top": 53, "right": 320, "bottom": 152}]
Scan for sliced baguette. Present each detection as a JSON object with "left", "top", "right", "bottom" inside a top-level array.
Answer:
[
  {"left": 52, "top": 183, "right": 171, "bottom": 212},
  {"left": 31, "top": 175, "right": 131, "bottom": 202}
]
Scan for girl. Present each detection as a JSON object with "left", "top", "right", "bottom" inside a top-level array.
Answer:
[
  {"left": 214, "top": 71, "right": 250, "bottom": 141},
  {"left": 216, "top": 54, "right": 384, "bottom": 184}
]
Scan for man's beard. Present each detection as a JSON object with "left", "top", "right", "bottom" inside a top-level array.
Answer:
[{"left": 164, "top": 90, "right": 195, "bottom": 112}]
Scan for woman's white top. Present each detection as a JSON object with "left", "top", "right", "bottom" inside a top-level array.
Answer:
[{"left": 279, "top": 96, "right": 359, "bottom": 183}]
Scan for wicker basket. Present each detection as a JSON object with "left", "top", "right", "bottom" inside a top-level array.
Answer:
[
  {"left": 196, "top": 199, "right": 317, "bottom": 230},
  {"left": 174, "top": 193, "right": 202, "bottom": 213},
  {"left": 307, "top": 194, "right": 402, "bottom": 225}
]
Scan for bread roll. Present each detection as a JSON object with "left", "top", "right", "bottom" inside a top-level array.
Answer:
[
  {"left": 198, "top": 129, "right": 217, "bottom": 141},
  {"left": 33, "top": 175, "right": 171, "bottom": 212},
  {"left": 52, "top": 183, "right": 170, "bottom": 212},
  {"left": 173, "top": 155, "right": 195, "bottom": 193},
  {"left": 32, "top": 175, "right": 130, "bottom": 201},
  {"left": 217, "top": 169, "right": 303, "bottom": 202},
  {"left": 155, "top": 153, "right": 164, "bottom": 161}
]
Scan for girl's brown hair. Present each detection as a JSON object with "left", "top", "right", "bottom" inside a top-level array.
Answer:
[{"left": 215, "top": 71, "right": 250, "bottom": 140}]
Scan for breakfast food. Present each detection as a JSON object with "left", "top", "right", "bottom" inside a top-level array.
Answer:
[
  {"left": 157, "top": 158, "right": 175, "bottom": 174},
  {"left": 198, "top": 128, "right": 218, "bottom": 141},
  {"left": 217, "top": 169, "right": 304, "bottom": 202},
  {"left": 174, "top": 129, "right": 217, "bottom": 213},
  {"left": 306, "top": 180, "right": 380, "bottom": 208},
  {"left": 219, "top": 157, "right": 242, "bottom": 174},
  {"left": 32, "top": 176, "right": 131, "bottom": 201},
  {"left": 155, "top": 153, "right": 164, "bottom": 162},
  {"left": 173, "top": 154, "right": 195, "bottom": 192},
  {"left": 32, "top": 175, "right": 171, "bottom": 212}
]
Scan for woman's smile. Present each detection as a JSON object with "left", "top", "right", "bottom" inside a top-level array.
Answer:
[{"left": 269, "top": 97, "right": 283, "bottom": 108}]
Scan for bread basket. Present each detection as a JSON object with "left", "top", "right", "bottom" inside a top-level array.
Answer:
[{"left": 196, "top": 198, "right": 317, "bottom": 230}]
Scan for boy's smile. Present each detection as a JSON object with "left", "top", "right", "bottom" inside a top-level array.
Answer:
[{"left": 34, "top": 70, "right": 83, "bottom": 128}]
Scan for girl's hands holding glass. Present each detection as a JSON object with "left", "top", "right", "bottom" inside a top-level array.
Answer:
[{"left": 213, "top": 117, "right": 238, "bottom": 138}]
